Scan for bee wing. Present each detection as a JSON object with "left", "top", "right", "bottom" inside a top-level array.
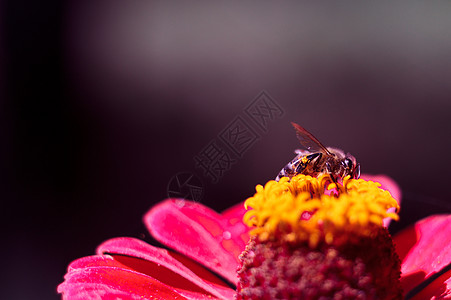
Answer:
[{"left": 291, "top": 122, "right": 332, "bottom": 155}]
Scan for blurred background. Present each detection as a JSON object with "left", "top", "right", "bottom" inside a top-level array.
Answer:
[{"left": 3, "top": 1, "right": 451, "bottom": 299}]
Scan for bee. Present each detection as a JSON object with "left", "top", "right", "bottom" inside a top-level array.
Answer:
[{"left": 276, "top": 122, "right": 360, "bottom": 182}]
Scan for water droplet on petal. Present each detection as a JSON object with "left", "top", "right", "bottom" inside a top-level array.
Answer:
[{"left": 222, "top": 231, "right": 232, "bottom": 240}]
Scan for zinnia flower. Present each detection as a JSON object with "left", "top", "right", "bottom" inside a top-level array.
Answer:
[{"left": 58, "top": 174, "right": 451, "bottom": 299}]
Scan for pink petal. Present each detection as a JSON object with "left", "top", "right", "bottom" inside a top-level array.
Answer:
[
  {"left": 360, "top": 174, "right": 402, "bottom": 227},
  {"left": 97, "top": 237, "right": 235, "bottom": 300},
  {"left": 58, "top": 255, "right": 190, "bottom": 300},
  {"left": 360, "top": 174, "right": 402, "bottom": 203},
  {"left": 393, "top": 214, "right": 451, "bottom": 298},
  {"left": 144, "top": 199, "right": 243, "bottom": 284},
  {"left": 221, "top": 202, "right": 250, "bottom": 247}
]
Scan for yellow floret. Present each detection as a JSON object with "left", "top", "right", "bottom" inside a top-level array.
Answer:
[{"left": 243, "top": 174, "right": 399, "bottom": 248}]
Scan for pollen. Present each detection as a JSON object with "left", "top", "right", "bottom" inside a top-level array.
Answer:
[{"left": 243, "top": 174, "right": 399, "bottom": 248}]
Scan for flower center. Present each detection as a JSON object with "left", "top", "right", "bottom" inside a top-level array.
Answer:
[
  {"left": 243, "top": 174, "right": 399, "bottom": 248},
  {"left": 236, "top": 175, "right": 402, "bottom": 299}
]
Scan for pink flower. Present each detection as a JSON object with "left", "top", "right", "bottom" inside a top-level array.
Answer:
[{"left": 58, "top": 175, "right": 451, "bottom": 299}]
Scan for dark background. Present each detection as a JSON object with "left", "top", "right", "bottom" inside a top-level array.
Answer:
[{"left": 3, "top": 1, "right": 451, "bottom": 299}]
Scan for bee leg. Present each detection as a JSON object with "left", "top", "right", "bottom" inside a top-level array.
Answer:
[
  {"left": 307, "top": 152, "right": 322, "bottom": 162},
  {"left": 325, "top": 161, "right": 337, "bottom": 181},
  {"left": 295, "top": 153, "right": 321, "bottom": 173},
  {"left": 295, "top": 163, "right": 306, "bottom": 173},
  {"left": 354, "top": 163, "right": 361, "bottom": 179},
  {"left": 293, "top": 158, "right": 306, "bottom": 174},
  {"left": 325, "top": 161, "right": 332, "bottom": 173},
  {"left": 324, "top": 161, "right": 340, "bottom": 189},
  {"left": 310, "top": 153, "right": 323, "bottom": 170}
]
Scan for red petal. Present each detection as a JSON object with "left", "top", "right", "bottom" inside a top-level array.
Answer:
[
  {"left": 394, "top": 214, "right": 451, "bottom": 297},
  {"left": 408, "top": 269, "right": 451, "bottom": 300},
  {"left": 144, "top": 199, "right": 242, "bottom": 284},
  {"left": 58, "top": 255, "right": 190, "bottom": 300},
  {"left": 361, "top": 174, "right": 402, "bottom": 227},
  {"left": 97, "top": 237, "right": 235, "bottom": 300}
]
